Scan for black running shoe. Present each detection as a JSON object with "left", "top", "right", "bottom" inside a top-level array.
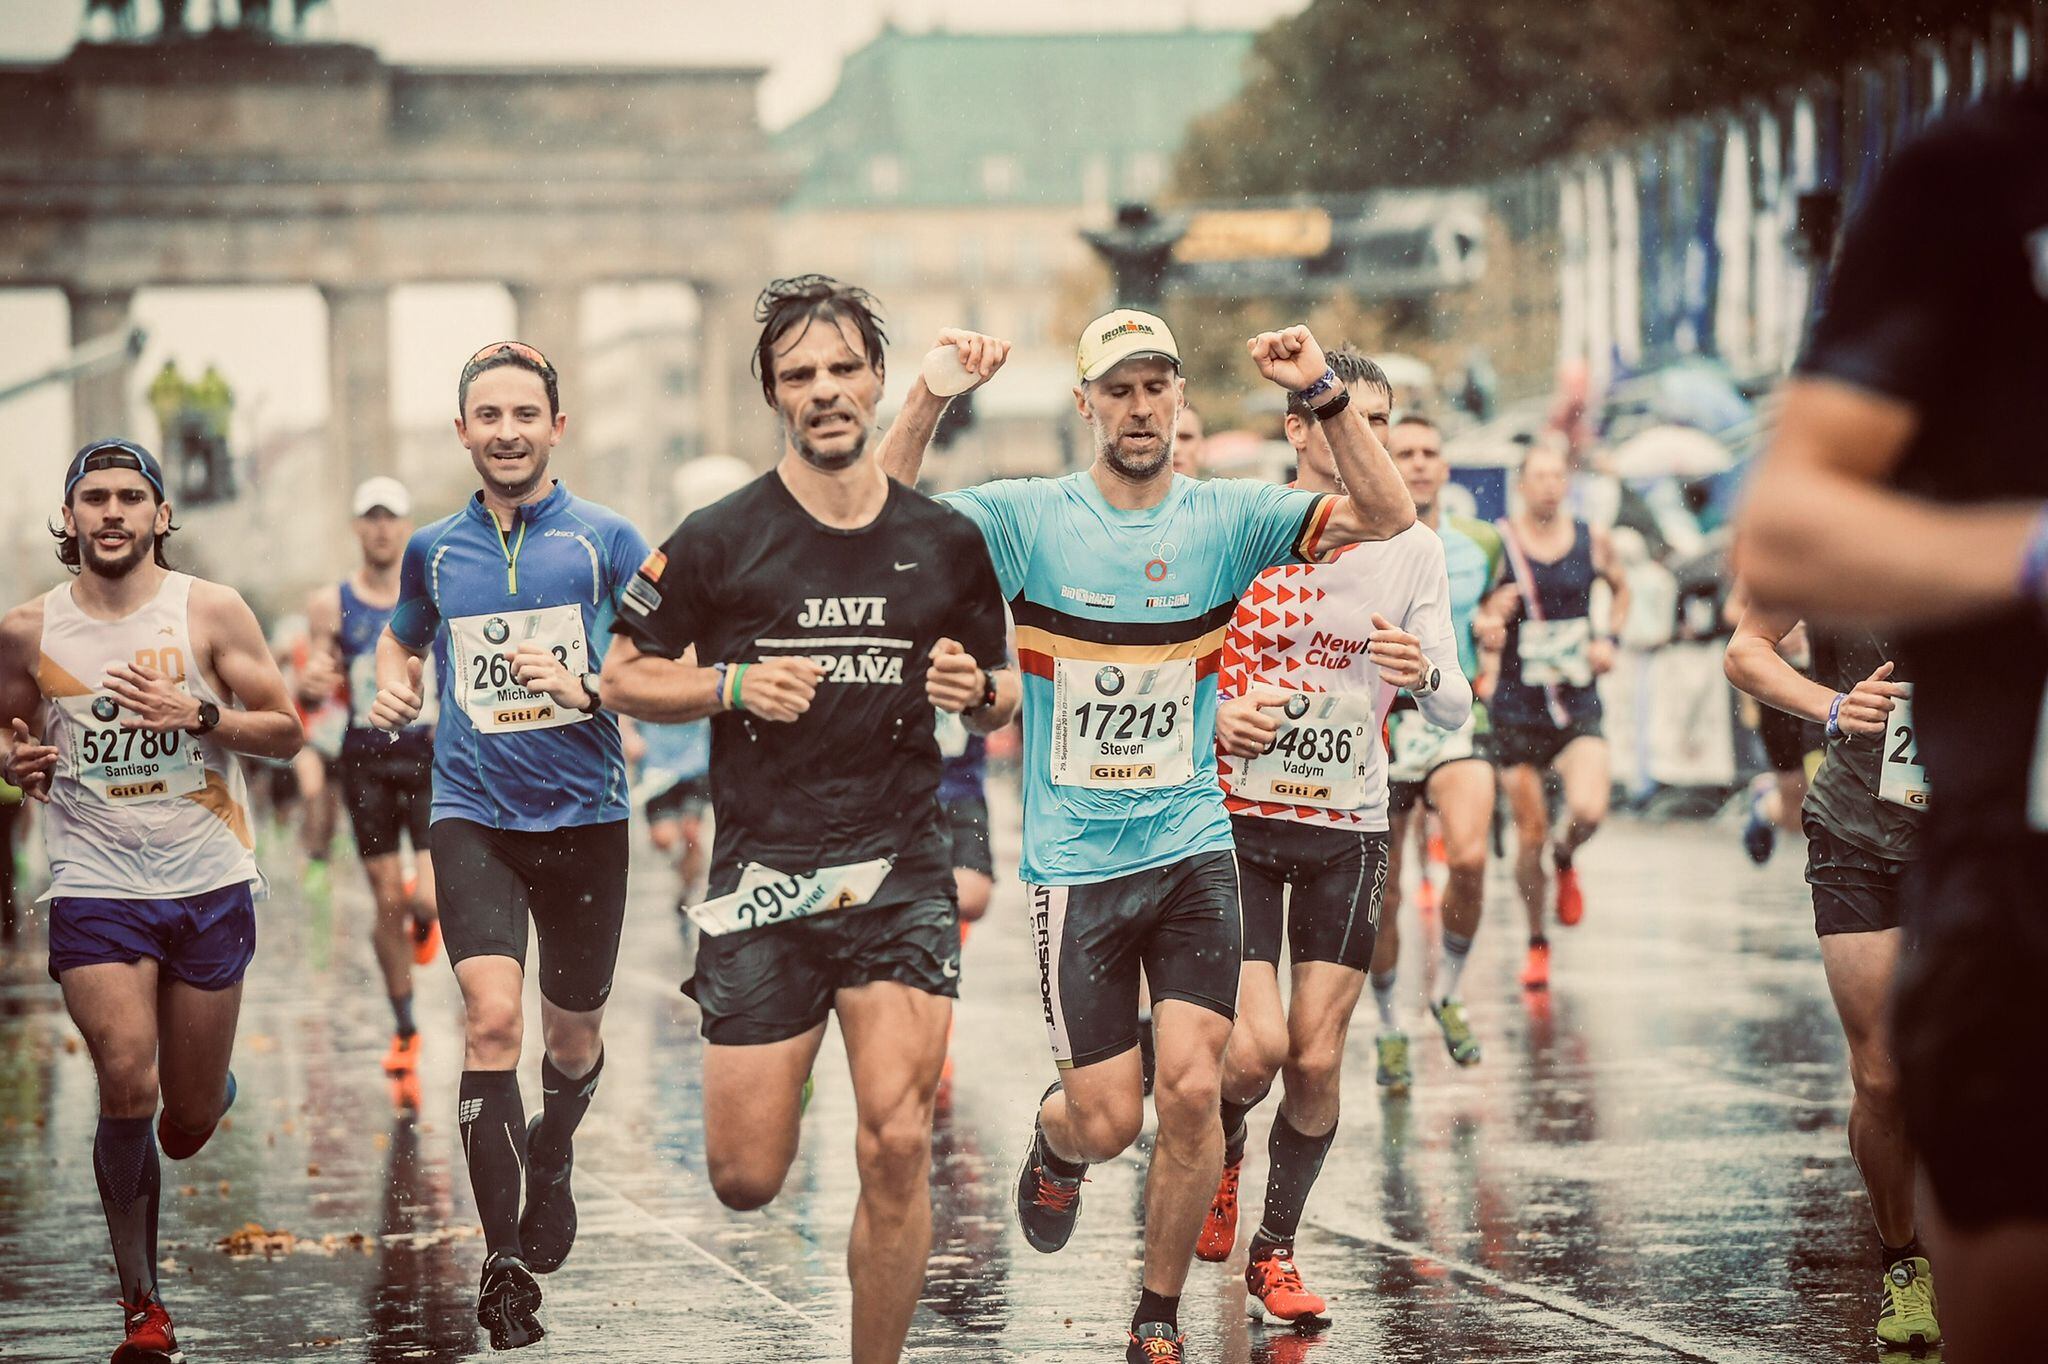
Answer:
[
  {"left": 477, "top": 1252, "right": 545, "bottom": 1350},
  {"left": 1127, "top": 1320, "right": 1184, "bottom": 1362},
  {"left": 518, "top": 1116, "right": 577, "bottom": 1274},
  {"left": 1013, "top": 1099, "right": 1087, "bottom": 1253}
]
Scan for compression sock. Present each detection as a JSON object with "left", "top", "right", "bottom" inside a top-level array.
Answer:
[
  {"left": 1370, "top": 969, "right": 1399, "bottom": 1029},
  {"left": 1249, "top": 1111, "right": 1337, "bottom": 1254},
  {"left": 94, "top": 1116, "right": 161, "bottom": 1305},
  {"left": 531, "top": 1049, "right": 603, "bottom": 1171},
  {"left": 1439, "top": 929, "right": 1475, "bottom": 1003},
  {"left": 388, "top": 992, "right": 416, "bottom": 1040},
  {"left": 459, "top": 1070, "right": 526, "bottom": 1256}
]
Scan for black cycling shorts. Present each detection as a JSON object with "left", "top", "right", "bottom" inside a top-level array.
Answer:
[
  {"left": 1028, "top": 851, "right": 1240, "bottom": 1070},
  {"left": 646, "top": 775, "right": 711, "bottom": 824},
  {"left": 338, "top": 745, "right": 433, "bottom": 860},
  {"left": 1492, "top": 714, "right": 1604, "bottom": 771},
  {"left": 430, "top": 818, "right": 630, "bottom": 1012},
  {"left": 1233, "top": 816, "right": 1387, "bottom": 971},
  {"left": 1803, "top": 816, "right": 1905, "bottom": 936},
  {"left": 942, "top": 794, "right": 994, "bottom": 878},
  {"left": 686, "top": 896, "right": 960, "bottom": 1047}
]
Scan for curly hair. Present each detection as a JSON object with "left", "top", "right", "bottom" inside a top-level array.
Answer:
[{"left": 752, "top": 275, "right": 889, "bottom": 406}]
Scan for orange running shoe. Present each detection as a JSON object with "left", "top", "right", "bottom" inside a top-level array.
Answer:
[
  {"left": 411, "top": 916, "right": 442, "bottom": 967},
  {"left": 382, "top": 1032, "right": 422, "bottom": 1076},
  {"left": 1554, "top": 865, "right": 1585, "bottom": 926},
  {"left": 1245, "top": 1246, "right": 1328, "bottom": 1323},
  {"left": 1415, "top": 876, "right": 1441, "bottom": 920},
  {"left": 1195, "top": 1156, "right": 1242, "bottom": 1262},
  {"left": 1520, "top": 940, "right": 1551, "bottom": 991},
  {"left": 1427, "top": 828, "right": 1447, "bottom": 867},
  {"left": 112, "top": 1297, "right": 181, "bottom": 1364}
]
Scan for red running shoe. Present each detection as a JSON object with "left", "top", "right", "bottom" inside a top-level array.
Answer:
[
  {"left": 112, "top": 1297, "right": 184, "bottom": 1363},
  {"left": 1555, "top": 865, "right": 1585, "bottom": 926},
  {"left": 1195, "top": 1156, "right": 1241, "bottom": 1262},
  {"left": 1246, "top": 1246, "right": 1329, "bottom": 1322},
  {"left": 1520, "top": 940, "right": 1551, "bottom": 991},
  {"left": 410, "top": 915, "right": 442, "bottom": 967}
]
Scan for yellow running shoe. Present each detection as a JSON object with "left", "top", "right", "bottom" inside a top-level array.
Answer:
[{"left": 1875, "top": 1256, "right": 1939, "bottom": 1349}]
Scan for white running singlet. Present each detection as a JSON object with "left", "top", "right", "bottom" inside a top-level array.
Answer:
[{"left": 35, "top": 572, "right": 260, "bottom": 900}]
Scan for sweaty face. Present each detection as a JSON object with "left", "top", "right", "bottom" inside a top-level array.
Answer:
[
  {"left": 1389, "top": 423, "right": 1448, "bottom": 510},
  {"left": 354, "top": 510, "right": 412, "bottom": 569},
  {"left": 1519, "top": 449, "right": 1570, "bottom": 517},
  {"left": 769, "top": 312, "right": 882, "bottom": 473},
  {"left": 65, "top": 470, "right": 165, "bottom": 579},
  {"left": 457, "top": 365, "right": 563, "bottom": 502},
  {"left": 1078, "top": 358, "right": 1181, "bottom": 483}
]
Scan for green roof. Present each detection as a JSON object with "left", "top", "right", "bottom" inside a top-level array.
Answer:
[{"left": 779, "top": 28, "right": 1256, "bottom": 209}]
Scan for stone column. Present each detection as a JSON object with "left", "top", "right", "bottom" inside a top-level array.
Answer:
[
  {"left": 66, "top": 287, "right": 136, "bottom": 447},
  {"left": 509, "top": 284, "right": 583, "bottom": 408},
  {"left": 323, "top": 284, "right": 393, "bottom": 515},
  {"left": 697, "top": 282, "right": 770, "bottom": 465}
]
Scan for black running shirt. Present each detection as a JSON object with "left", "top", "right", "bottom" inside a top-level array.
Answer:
[
  {"left": 614, "top": 471, "right": 1010, "bottom": 906},
  {"left": 1797, "top": 88, "right": 2048, "bottom": 844}
]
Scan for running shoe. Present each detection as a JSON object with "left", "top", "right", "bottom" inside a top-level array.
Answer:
[
  {"left": 1013, "top": 1092, "right": 1087, "bottom": 1253},
  {"left": 1126, "top": 1321, "right": 1185, "bottom": 1363},
  {"left": 1415, "top": 876, "right": 1441, "bottom": 920},
  {"left": 1245, "top": 1246, "right": 1328, "bottom": 1323},
  {"left": 1427, "top": 827, "right": 1447, "bottom": 867},
  {"left": 1875, "top": 1256, "right": 1940, "bottom": 1349},
  {"left": 1742, "top": 808, "right": 1776, "bottom": 865},
  {"left": 1430, "top": 998, "right": 1482, "bottom": 1066},
  {"left": 111, "top": 1297, "right": 183, "bottom": 1364},
  {"left": 382, "top": 1032, "right": 422, "bottom": 1076},
  {"left": 1520, "top": 940, "right": 1551, "bottom": 990},
  {"left": 410, "top": 915, "right": 442, "bottom": 967},
  {"left": 1375, "top": 1031, "right": 1412, "bottom": 1094},
  {"left": 1554, "top": 864, "right": 1585, "bottom": 926},
  {"left": 158, "top": 1070, "right": 236, "bottom": 1161},
  {"left": 1195, "top": 1155, "right": 1242, "bottom": 1262},
  {"left": 388, "top": 1069, "right": 423, "bottom": 1112},
  {"left": 519, "top": 1116, "right": 577, "bottom": 1274},
  {"left": 476, "top": 1252, "right": 545, "bottom": 1350}
]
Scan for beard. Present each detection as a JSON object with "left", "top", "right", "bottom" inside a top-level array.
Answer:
[
  {"left": 1099, "top": 430, "right": 1173, "bottom": 483},
  {"left": 794, "top": 426, "right": 869, "bottom": 473},
  {"left": 473, "top": 446, "right": 549, "bottom": 502},
  {"left": 80, "top": 533, "right": 150, "bottom": 579}
]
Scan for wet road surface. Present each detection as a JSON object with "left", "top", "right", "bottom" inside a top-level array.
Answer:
[{"left": 0, "top": 789, "right": 1923, "bottom": 1362}]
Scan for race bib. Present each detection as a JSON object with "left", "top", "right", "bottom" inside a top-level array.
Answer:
[
  {"left": 59, "top": 693, "right": 206, "bottom": 804},
  {"left": 447, "top": 605, "right": 590, "bottom": 734},
  {"left": 349, "top": 651, "right": 437, "bottom": 729},
  {"left": 1520, "top": 617, "right": 1593, "bottom": 688},
  {"left": 1385, "top": 708, "right": 1450, "bottom": 785},
  {"left": 687, "top": 856, "right": 894, "bottom": 937},
  {"left": 1879, "top": 687, "right": 1929, "bottom": 809},
  {"left": 934, "top": 705, "right": 971, "bottom": 759},
  {"left": 1234, "top": 691, "right": 1376, "bottom": 809},
  {"left": 1050, "top": 656, "right": 1195, "bottom": 789}
]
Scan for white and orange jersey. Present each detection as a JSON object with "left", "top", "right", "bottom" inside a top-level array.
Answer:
[
  {"left": 35, "top": 572, "right": 260, "bottom": 900},
  {"left": 1218, "top": 521, "right": 1470, "bottom": 832}
]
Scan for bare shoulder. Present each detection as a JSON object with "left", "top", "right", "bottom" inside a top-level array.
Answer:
[
  {"left": 189, "top": 578, "right": 262, "bottom": 636},
  {"left": 0, "top": 595, "right": 47, "bottom": 655}
]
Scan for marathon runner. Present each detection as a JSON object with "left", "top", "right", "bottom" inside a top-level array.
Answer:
[
  {"left": 1724, "top": 607, "right": 1932, "bottom": 1347},
  {"left": 1196, "top": 350, "right": 1470, "bottom": 1327},
  {"left": 0, "top": 439, "right": 302, "bottom": 1364},
  {"left": 285, "top": 617, "right": 347, "bottom": 901},
  {"left": 1171, "top": 401, "right": 1205, "bottom": 477},
  {"left": 305, "top": 476, "right": 442, "bottom": 1082},
  {"left": 603, "top": 279, "right": 1015, "bottom": 1364},
  {"left": 1734, "top": 85, "right": 2047, "bottom": 1360},
  {"left": 1370, "top": 414, "right": 1503, "bottom": 1091},
  {"left": 884, "top": 310, "right": 1415, "bottom": 1363},
  {"left": 1473, "top": 444, "right": 1629, "bottom": 989},
  {"left": 368, "top": 341, "right": 650, "bottom": 1350}
]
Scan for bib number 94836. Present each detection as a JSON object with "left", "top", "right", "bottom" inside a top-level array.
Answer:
[
  {"left": 1234, "top": 691, "right": 1374, "bottom": 809},
  {"left": 1050, "top": 657, "right": 1195, "bottom": 789}
]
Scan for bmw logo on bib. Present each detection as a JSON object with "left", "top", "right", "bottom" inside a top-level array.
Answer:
[
  {"left": 92, "top": 696, "right": 119, "bottom": 722},
  {"left": 484, "top": 618, "right": 510, "bottom": 645},
  {"left": 1284, "top": 694, "right": 1310, "bottom": 720},
  {"left": 1096, "top": 665, "right": 1125, "bottom": 696}
]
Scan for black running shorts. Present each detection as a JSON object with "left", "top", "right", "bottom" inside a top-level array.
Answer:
[
  {"left": 1233, "top": 816, "right": 1387, "bottom": 971},
  {"left": 1492, "top": 715, "right": 1603, "bottom": 771},
  {"left": 1027, "top": 851, "right": 1240, "bottom": 1070},
  {"left": 1803, "top": 816, "right": 1905, "bottom": 936},
  {"left": 338, "top": 745, "right": 434, "bottom": 860},
  {"left": 645, "top": 775, "right": 711, "bottom": 824},
  {"left": 1759, "top": 704, "right": 1822, "bottom": 775},
  {"left": 430, "top": 818, "right": 630, "bottom": 1013},
  {"left": 942, "top": 794, "right": 994, "bottom": 878},
  {"left": 686, "top": 896, "right": 961, "bottom": 1047},
  {"left": 1894, "top": 832, "right": 2048, "bottom": 1230}
]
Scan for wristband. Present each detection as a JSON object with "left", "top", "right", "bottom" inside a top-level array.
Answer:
[
  {"left": 2018, "top": 504, "right": 2048, "bottom": 601},
  {"left": 720, "top": 662, "right": 750, "bottom": 713},
  {"left": 1310, "top": 388, "right": 1351, "bottom": 423},
  {"left": 1825, "top": 692, "right": 1847, "bottom": 740},
  {"left": 1295, "top": 366, "right": 1338, "bottom": 404}
]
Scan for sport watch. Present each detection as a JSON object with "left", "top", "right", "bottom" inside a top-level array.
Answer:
[
  {"left": 963, "top": 667, "right": 999, "bottom": 715},
  {"left": 576, "top": 673, "right": 603, "bottom": 715},
  {"left": 190, "top": 699, "right": 221, "bottom": 735},
  {"left": 1412, "top": 665, "right": 1442, "bottom": 699}
]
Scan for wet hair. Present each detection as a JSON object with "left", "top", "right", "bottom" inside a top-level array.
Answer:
[
  {"left": 1287, "top": 345, "right": 1392, "bottom": 419},
  {"left": 753, "top": 275, "right": 888, "bottom": 405},
  {"left": 458, "top": 344, "right": 560, "bottom": 419},
  {"left": 51, "top": 492, "right": 178, "bottom": 574}
]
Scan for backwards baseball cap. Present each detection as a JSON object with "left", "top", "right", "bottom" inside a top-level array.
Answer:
[
  {"left": 1076, "top": 308, "right": 1181, "bottom": 383},
  {"left": 352, "top": 475, "right": 412, "bottom": 518},
  {"left": 65, "top": 438, "right": 167, "bottom": 502}
]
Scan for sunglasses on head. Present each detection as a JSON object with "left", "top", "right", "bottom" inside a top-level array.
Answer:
[{"left": 466, "top": 341, "right": 553, "bottom": 371}]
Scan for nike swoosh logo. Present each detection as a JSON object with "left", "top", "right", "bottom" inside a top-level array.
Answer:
[{"left": 895, "top": 562, "right": 918, "bottom": 571}]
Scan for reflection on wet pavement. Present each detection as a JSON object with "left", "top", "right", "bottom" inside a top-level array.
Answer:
[{"left": 0, "top": 802, "right": 1930, "bottom": 1361}]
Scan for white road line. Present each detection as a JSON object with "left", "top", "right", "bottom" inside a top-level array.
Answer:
[{"left": 1305, "top": 1215, "right": 1793, "bottom": 1364}]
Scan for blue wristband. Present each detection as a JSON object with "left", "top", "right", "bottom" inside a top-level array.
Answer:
[
  {"left": 1295, "top": 366, "right": 1338, "bottom": 405},
  {"left": 1825, "top": 692, "right": 1847, "bottom": 740},
  {"left": 2018, "top": 505, "right": 2048, "bottom": 602}
]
